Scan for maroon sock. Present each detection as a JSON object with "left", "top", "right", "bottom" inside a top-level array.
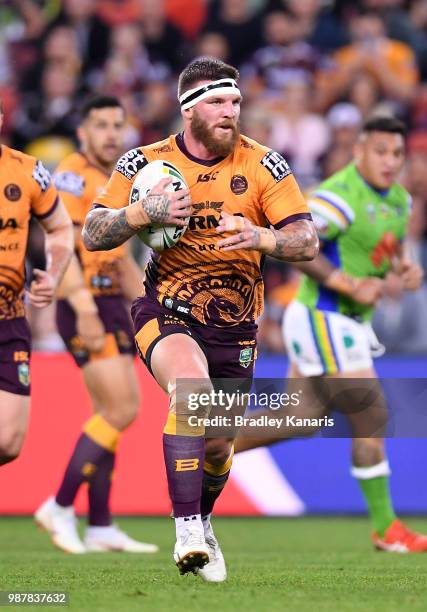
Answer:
[
  {"left": 88, "top": 451, "right": 115, "bottom": 526},
  {"left": 163, "top": 433, "right": 205, "bottom": 517},
  {"left": 56, "top": 434, "right": 112, "bottom": 507},
  {"left": 200, "top": 470, "right": 230, "bottom": 518}
]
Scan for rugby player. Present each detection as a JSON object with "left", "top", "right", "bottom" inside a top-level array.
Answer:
[
  {"left": 0, "top": 101, "right": 73, "bottom": 464},
  {"left": 81, "top": 57, "right": 318, "bottom": 580},
  {"left": 235, "top": 116, "right": 427, "bottom": 553},
  {"left": 35, "top": 97, "right": 158, "bottom": 555}
]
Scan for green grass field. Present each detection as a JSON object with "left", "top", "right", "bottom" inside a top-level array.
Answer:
[{"left": 1, "top": 517, "right": 427, "bottom": 611}]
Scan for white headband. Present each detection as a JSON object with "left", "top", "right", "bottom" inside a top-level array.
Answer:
[{"left": 179, "top": 78, "right": 241, "bottom": 111}]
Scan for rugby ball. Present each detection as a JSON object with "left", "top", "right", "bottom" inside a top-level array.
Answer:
[{"left": 129, "top": 159, "right": 189, "bottom": 252}]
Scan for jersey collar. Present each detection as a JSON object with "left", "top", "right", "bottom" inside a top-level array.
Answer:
[{"left": 175, "top": 132, "right": 224, "bottom": 167}]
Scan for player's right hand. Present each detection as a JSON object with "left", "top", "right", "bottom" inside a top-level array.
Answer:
[
  {"left": 143, "top": 177, "right": 192, "bottom": 227},
  {"left": 350, "top": 277, "right": 384, "bottom": 306},
  {"left": 76, "top": 311, "right": 106, "bottom": 352}
]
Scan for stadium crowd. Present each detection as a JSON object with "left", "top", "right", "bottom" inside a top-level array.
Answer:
[{"left": 1, "top": 0, "right": 427, "bottom": 353}]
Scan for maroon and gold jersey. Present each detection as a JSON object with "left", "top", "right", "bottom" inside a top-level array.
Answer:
[
  {"left": 54, "top": 152, "right": 126, "bottom": 296},
  {"left": 0, "top": 145, "right": 59, "bottom": 320},
  {"left": 95, "top": 134, "right": 311, "bottom": 328}
]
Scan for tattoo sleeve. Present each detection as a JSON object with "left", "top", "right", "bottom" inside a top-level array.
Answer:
[
  {"left": 82, "top": 207, "right": 136, "bottom": 251},
  {"left": 143, "top": 193, "right": 171, "bottom": 223},
  {"left": 268, "top": 220, "right": 319, "bottom": 262}
]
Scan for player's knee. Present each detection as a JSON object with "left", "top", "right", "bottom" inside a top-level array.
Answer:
[
  {"left": 205, "top": 438, "right": 233, "bottom": 466},
  {"left": 0, "top": 433, "right": 25, "bottom": 465}
]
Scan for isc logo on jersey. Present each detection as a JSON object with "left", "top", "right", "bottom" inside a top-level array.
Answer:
[{"left": 129, "top": 159, "right": 189, "bottom": 252}]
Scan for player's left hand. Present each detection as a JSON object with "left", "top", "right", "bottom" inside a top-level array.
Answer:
[
  {"left": 216, "top": 211, "right": 264, "bottom": 252},
  {"left": 27, "top": 269, "right": 56, "bottom": 308},
  {"left": 400, "top": 260, "right": 424, "bottom": 291}
]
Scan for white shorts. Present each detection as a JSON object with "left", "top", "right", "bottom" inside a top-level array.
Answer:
[{"left": 282, "top": 301, "right": 375, "bottom": 376}]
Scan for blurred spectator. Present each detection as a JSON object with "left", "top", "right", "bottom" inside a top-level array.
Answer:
[
  {"left": 318, "top": 102, "right": 363, "bottom": 178},
  {"left": 330, "top": 8, "right": 419, "bottom": 109},
  {"left": 99, "top": 22, "right": 169, "bottom": 97},
  {"left": 240, "top": 105, "right": 273, "bottom": 144},
  {"left": 240, "top": 9, "right": 334, "bottom": 109},
  {"left": 194, "top": 32, "right": 231, "bottom": 64},
  {"left": 362, "top": 0, "right": 427, "bottom": 77},
  {"left": 19, "top": 25, "right": 81, "bottom": 94},
  {"left": 139, "top": 81, "right": 176, "bottom": 144},
  {"left": 266, "top": 0, "right": 349, "bottom": 51},
  {"left": 96, "top": 0, "right": 141, "bottom": 25},
  {"left": 268, "top": 78, "right": 330, "bottom": 188},
  {"left": 205, "top": 0, "right": 264, "bottom": 67},
  {"left": 326, "top": 102, "right": 362, "bottom": 148},
  {"left": 46, "top": 0, "right": 111, "bottom": 77},
  {"left": 139, "top": 0, "right": 188, "bottom": 71},
  {"left": 12, "top": 62, "right": 80, "bottom": 149}
]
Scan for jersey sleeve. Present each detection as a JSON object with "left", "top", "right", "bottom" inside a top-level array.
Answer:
[
  {"left": 258, "top": 150, "right": 312, "bottom": 228},
  {"left": 53, "top": 170, "right": 86, "bottom": 225},
  {"left": 307, "top": 185, "right": 355, "bottom": 240},
  {"left": 29, "top": 159, "right": 60, "bottom": 219},
  {"left": 94, "top": 147, "right": 148, "bottom": 210}
]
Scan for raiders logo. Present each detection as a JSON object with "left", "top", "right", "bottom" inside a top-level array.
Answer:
[
  {"left": 230, "top": 175, "right": 248, "bottom": 195},
  {"left": 4, "top": 183, "right": 21, "bottom": 202}
]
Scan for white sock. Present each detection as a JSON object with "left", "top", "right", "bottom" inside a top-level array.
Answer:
[
  {"left": 175, "top": 514, "right": 203, "bottom": 538},
  {"left": 201, "top": 513, "right": 211, "bottom": 529}
]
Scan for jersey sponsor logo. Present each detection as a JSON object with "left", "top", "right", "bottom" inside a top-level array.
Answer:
[
  {"left": 4, "top": 183, "right": 21, "bottom": 201},
  {"left": 54, "top": 171, "right": 85, "bottom": 197},
  {"left": 371, "top": 232, "right": 399, "bottom": 268},
  {"left": 230, "top": 174, "right": 248, "bottom": 195},
  {"left": 192, "top": 200, "right": 223, "bottom": 212},
  {"left": 32, "top": 160, "right": 52, "bottom": 192},
  {"left": 153, "top": 143, "right": 174, "bottom": 153},
  {"left": 197, "top": 171, "right": 219, "bottom": 183},
  {"left": 0, "top": 242, "right": 19, "bottom": 252},
  {"left": 0, "top": 217, "right": 18, "bottom": 230},
  {"left": 116, "top": 148, "right": 148, "bottom": 180},
  {"left": 261, "top": 151, "right": 292, "bottom": 182}
]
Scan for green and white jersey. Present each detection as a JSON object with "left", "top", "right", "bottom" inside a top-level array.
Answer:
[{"left": 296, "top": 162, "right": 411, "bottom": 320}]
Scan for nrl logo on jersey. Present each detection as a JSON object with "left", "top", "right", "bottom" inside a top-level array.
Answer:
[
  {"left": 116, "top": 148, "right": 148, "bottom": 180},
  {"left": 54, "top": 171, "right": 85, "bottom": 196},
  {"left": 261, "top": 150, "right": 292, "bottom": 183}
]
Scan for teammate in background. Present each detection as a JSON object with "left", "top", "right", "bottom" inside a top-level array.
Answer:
[
  {"left": 236, "top": 116, "right": 427, "bottom": 553},
  {"left": 81, "top": 57, "right": 318, "bottom": 580},
  {"left": 0, "top": 101, "right": 73, "bottom": 464},
  {"left": 35, "top": 96, "right": 158, "bottom": 555}
]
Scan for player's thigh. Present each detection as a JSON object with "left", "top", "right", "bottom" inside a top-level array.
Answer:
[
  {"left": 82, "top": 354, "right": 140, "bottom": 428},
  {"left": 150, "top": 333, "right": 210, "bottom": 393},
  {"left": 0, "top": 390, "right": 30, "bottom": 455}
]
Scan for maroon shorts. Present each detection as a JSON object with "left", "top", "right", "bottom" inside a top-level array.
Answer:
[
  {"left": 131, "top": 297, "right": 257, "bottom": 380},
  {"left": 0, "top": 318, "right": 31, "bottom": 396},
  {"left": 56, "top": 295, "right": 136, "bottom": 368}
]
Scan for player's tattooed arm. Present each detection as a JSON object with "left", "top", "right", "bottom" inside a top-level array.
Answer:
[
  {"left": 83, "top": 207, "right": 136, "bottom": 251},
  {"left": 83, "top": 177, "right": 192, "bottom": 251},
  {"left": 269, "top": 221, "right": 319, "bottom": 261},
  {"left": 217, "top": 213, "right": 319, "bottom": 262}
]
